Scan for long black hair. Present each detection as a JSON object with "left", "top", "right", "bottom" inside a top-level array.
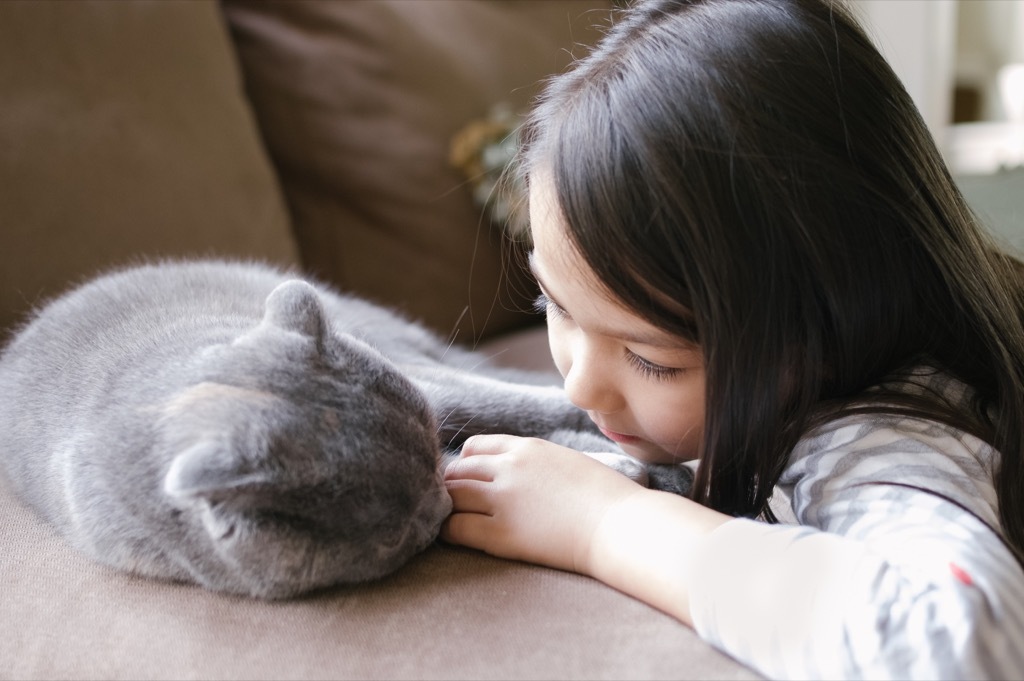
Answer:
[{"left": 518, "top": 0, "right": 1024, "bottom": 563}]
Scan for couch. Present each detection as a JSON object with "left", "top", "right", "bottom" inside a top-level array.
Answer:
[{"left": 0, "top": 2, "right": 759, "bottom": 678}]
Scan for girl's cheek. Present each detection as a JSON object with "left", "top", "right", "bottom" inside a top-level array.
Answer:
[
  {"left": 546, "top": 327, "right": 571, "bottom": 380},
  {"left": 643, "top": 394, "right": 705, "bottom": 461}
]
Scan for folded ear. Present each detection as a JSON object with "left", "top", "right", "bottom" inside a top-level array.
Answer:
[
  {"left": 163, "top": 442, "right": 272, "bottom": 503},
  {"left": 262, "top": 279, "right": 326, "bottom": 340}
]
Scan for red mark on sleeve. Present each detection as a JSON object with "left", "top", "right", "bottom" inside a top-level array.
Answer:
[{"left": 949, "top": 562, "right": 974, "bottom": 587}]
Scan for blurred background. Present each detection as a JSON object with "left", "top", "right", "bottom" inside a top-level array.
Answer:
[{"left": 853, "top": 0, "right": 1023, "bottom": 255}]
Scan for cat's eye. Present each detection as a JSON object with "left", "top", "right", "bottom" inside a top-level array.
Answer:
[{"left": 257, "top": 510, "right": 314, "bottom": 532}]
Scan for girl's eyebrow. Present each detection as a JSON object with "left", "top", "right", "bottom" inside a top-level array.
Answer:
[
  {"left": 527, "top": 250, "right": 542, "bottom": 279},
  {"left": 527, "top": 251, "right": 695, "bottom": 350},
  {"left": 527, "top": 255, "right": 566, "bottom": 313},
  {"left": 528, "top": 252, "right": 571, "bottom": 317},
  {"left": 527, "top": 252, "right": 562, "bottom": 307},
  {"left": 527, "top": 250, "right": 547, "bottom": 293}
]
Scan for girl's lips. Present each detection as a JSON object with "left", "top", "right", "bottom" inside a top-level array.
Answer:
[{"left": 598, "top": 426, "right": 641, "bottom": 445}]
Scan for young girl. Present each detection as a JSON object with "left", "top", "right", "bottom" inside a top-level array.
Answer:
[{"left": 440, "top": 0, "right": 1024, "bottom": 678}]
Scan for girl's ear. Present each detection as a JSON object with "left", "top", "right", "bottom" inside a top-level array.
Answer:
[{"left": 261, "top": 280, "right": 327, "bottom": 340}]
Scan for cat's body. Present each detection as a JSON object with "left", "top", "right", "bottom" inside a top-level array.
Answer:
[{"left": 0, "top": 260, "right": 689, "bottom": 599}]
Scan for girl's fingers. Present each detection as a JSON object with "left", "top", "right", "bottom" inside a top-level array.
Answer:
[
  {"left": 460, "top": 433, "right": 523, "bottom": 456},
  {"left": 443, "top": 452, "right": 496, "bottom": 482},
  {"left": 444, "top": 433, "right": 525, "bottom": 481},
  {"left": 440, "top": 479, "right": 500, "bottom": 548},
  {"left": 445, "top": 479, "right": 494, "bottom": 515},
  {"left": 439, "top": 512, "right": 491, "bottom": 547}
]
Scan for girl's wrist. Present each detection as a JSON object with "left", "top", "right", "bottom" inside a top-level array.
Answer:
[{"left": 586, "top": 488, "right": 730, "bottom": 625}]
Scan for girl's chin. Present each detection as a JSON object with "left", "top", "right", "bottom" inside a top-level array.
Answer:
[{"left": 618, "top": 441, "right": 684, "bottom": 466}]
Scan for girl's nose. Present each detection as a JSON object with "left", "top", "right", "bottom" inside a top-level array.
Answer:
[{"left": 562, "top": 346, "right": 622, "bottom": 414}]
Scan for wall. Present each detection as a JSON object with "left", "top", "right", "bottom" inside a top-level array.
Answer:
[{"left": 850, "top": 0, "right": 958, "bottom": 147}]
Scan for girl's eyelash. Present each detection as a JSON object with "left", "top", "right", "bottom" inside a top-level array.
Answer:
[
  {"left": 533, "top": 293, "right": 567, "bottom": 320},
  {"left": 625, "top": 350, "right": 683, "bottom": 381},
  {"left": 536, "top": 292, "right": 681, "bottom": 380}
]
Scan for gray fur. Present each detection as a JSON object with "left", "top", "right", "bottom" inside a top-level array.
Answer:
[{"left": 0, "top": 260, "right": 690, "bottom": 599}]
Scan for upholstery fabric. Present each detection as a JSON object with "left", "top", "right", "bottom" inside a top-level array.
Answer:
[
  {"left": 221, "top": 0, "right": 612, "bottom": 341},
  {"left": 0, "top": 0, "right": 299, "bottom": 339},
  {"left": 0, "top": 416, "right": 757, "bottom": 681},
  {"left": 0, "top": 3, "right": 762, "bottom": 678}
]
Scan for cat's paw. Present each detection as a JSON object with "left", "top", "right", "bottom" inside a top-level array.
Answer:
[
  {"left": 544, "top": 428, "right": 648, "bottom": 485},
  {"left": 580, "top": 450, "right": 649, "bottom": 486},
  {"left": 646, "top": 462, "right": 695, "bottom": 496},
  {"left": 438, "top": 433, "right": 647, "bottom": 485}
]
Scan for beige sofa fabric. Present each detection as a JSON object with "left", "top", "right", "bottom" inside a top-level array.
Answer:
[
  {"left": 0, "top": 444, "right": 756, "bottom": 681},
  {"left": 0, "top": 0, "right": 298, "bottom": 338},
  {"left": 0, "top": 2, "right": 761, "bottom": 678},
  {"left": 221, "top": 0, "right": 611, "bottom": 341},
  {"left": 0, "top": 324, "right": 759, "bottom": 680}
]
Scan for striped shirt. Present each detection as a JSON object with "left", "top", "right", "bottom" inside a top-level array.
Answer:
[{"left": 688, "top": 371, "right": 1024, "bottom": 679}]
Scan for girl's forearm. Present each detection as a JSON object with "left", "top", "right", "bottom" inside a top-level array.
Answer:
[{"left": 584, "top": 488, "right": 730, "bottom": 626}]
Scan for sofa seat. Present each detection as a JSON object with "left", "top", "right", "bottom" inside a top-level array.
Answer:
[
  {"left": 0, "top": 476, "right": 754, "bottom": 679},
  {"left": 0, "top": 2, "right": 762, "bottom": 677}
]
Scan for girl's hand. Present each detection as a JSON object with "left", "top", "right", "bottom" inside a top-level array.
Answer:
[
  {"left": 440, "top": 433, "right": 731, "bottom": 626},
  {"left": 440, "top": 434, "right": 644, "bottom": 576}
]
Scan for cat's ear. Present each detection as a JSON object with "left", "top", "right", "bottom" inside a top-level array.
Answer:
[
  {"left": 262, "top": 280, "right": 326, "bottom": 341},
  {"left": 163, "top": 442, "right": 271, "bottom": 503}
]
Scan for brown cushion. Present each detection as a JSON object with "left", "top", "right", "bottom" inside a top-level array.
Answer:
[
  {"left": 221, "top": 0, "right": 612, "bottom": 341},
  {"left": 0, "top": 471, "right": 759, "bottom": 680},
  {"left": 0, "top": 1, "right": 299, "bottom": 338}
]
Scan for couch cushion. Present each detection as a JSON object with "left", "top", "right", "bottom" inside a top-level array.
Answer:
[
  {"left": 0, "top": 470, "right": 759, "bottom": 680},
  {"left": 221, "top": 0, "right": 612, "bottom": 342},
  {"left": 0, "top": 1, "right": 299, "bottom": 339}
]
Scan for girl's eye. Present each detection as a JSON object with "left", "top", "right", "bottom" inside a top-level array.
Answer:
[
  {"left": 533, "top": 293, "right": 568, "bottom": 321},
  {"left": 625, "top": 350, "right": 683, "bottom": 381}
]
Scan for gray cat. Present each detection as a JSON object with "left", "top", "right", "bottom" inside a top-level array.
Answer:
[{"left": 0, "top": 260, "right": 691, "bottom": 599}]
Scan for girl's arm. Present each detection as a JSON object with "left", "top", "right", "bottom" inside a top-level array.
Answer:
[
  {"left": 441, "top": 429, "right": 1024, "bottom": 680},
  {"left": 440, "top": 434, "right": 729, "bottom": 625},
  {"left": 685, "top": 416, "right": 1024, "bottom": 679}
]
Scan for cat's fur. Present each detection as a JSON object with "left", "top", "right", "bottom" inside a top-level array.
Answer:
[{"left": 0, "top": 260, "right": 691, "bottom": 599}]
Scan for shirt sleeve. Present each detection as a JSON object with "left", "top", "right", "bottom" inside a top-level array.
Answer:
[{"left": 687, "top": 418, "right": 1024, "bottom": 680}]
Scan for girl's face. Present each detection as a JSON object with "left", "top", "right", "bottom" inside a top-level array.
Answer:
[{"left": 529, "top": 177, "right": 706, "bottom": 464}]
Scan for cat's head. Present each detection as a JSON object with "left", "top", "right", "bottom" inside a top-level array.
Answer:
[{"left": 157, "top": 280, "right": 450, "bottom": 598}]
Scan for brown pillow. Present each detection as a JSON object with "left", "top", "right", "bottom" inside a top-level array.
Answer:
[
  {"left": 221, "top": 0, "right": 613, "bottom": 342},
  {"left": 0, "top": 1, "right": 299, "bottom": 338}
]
